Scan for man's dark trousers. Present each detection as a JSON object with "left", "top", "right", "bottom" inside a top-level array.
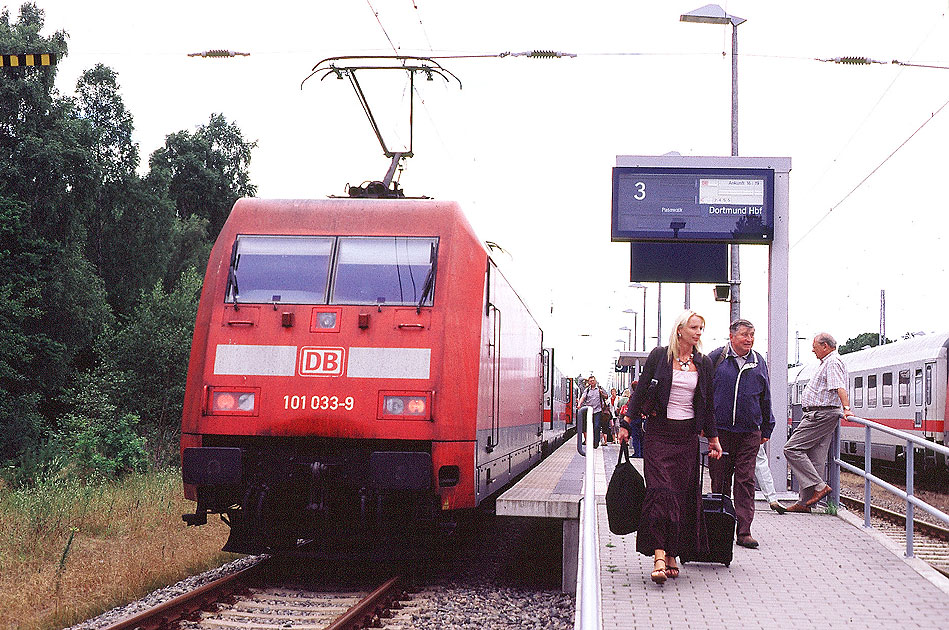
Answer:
[{"left": 708, "top": 429, "right": 761, "bottom": 537}]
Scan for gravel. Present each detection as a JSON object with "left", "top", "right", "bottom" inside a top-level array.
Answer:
[
  {"left": 63, "top": 555, "right": 266, "bottom": 630},
  {"left": 66, "top": 513, "right": 575, "bottom": 630},
  {"left": 839, "top": 470, "right": 949, "bottom": 529}
]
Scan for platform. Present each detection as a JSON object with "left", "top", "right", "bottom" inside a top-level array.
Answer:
[{"left": 497, "top": 439, "right": 949, "bottom": 628}]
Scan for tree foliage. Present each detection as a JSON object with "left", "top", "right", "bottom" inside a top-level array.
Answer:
[
  {"left": 148, "top": 113, "right": 257, "bottom": 239},
  {"left": 839, "top": 332, "right": 893, "bottom": 355},
  {"left": 0, "top": 4, "right": 256, "bottom": 484}
]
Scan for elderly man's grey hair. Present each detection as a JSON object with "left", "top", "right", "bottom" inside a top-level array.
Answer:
[{"left": 815, "top": 332, "right": 837, "bottom": 349}]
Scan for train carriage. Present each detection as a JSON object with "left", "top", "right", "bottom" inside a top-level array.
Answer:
[
  {"left": 180, "top": 198, "right": 570, "bottom": 552},
  {"left": 789, "top": 334, "right": 948, "bottom": 469}
]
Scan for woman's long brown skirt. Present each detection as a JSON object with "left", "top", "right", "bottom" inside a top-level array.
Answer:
[{"left": 635, "top": 418, "right": 703, "bottom": 559}]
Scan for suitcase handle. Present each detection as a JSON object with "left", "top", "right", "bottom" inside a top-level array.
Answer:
[{"left": 699, "top": 448, "right": 731, "bottom": 496}]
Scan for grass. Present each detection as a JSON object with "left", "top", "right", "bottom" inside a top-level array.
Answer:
[{"left": 0, "top": 468, "right": 240, "bottom": 630}]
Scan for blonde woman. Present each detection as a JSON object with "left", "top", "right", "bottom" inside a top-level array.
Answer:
[{"left": 619, "top": 310, "right": 723, "bottom": 584}]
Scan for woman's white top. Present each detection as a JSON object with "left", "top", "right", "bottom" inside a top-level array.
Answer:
[{"left": 667, "top": 370, "right": 697, "bottom": 420}]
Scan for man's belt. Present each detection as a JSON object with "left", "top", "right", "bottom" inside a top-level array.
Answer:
[{"left": 802, "top": 405, "right": 838, "bottom": 412}]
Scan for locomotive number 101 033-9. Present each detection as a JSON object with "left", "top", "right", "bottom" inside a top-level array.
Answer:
[{"left": 283, "top": 394, "right": 355, "bottom": 411}]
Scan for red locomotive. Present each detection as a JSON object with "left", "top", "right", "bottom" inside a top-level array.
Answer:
[{"left": 180, "top": 198, "right": 574, "bottom": 551}]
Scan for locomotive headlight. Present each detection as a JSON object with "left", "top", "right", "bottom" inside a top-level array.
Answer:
[
  {"left": 309, "top": 308, "right": 342, "bottom": 333},
  {"left": 379, "top": 392, "right": 431, "bottom": 420},
  {"left": 210, "top": 389, "right": 258, "bottom": 415},
  {"left": 236, "top": 393, "right": 255, "bottom": 411},
  {"left": 316, "top": 312, "right": 337, "bottom": 329},
  {"left": 385, "top": 396, "right": 406, "bottom": 415}
]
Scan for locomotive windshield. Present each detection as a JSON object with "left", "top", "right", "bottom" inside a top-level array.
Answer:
[
  {"left": 332, "top": 237, "right": 437, "bottom": 306},
  {"left": 226, "top": 235, "right": 438, "bottom": 306},
  {"left": 227, "top": 235, "right": 334, "bottom": 304}
]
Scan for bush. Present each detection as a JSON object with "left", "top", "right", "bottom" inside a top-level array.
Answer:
[
  {"left": 55, "top": 370, "right": 147, "bottom": 481},
  {"left": 61, "top": 411, "right": 147, "bottom": 481}
]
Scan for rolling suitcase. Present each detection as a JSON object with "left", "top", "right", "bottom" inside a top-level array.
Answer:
[{"left": 683, "top": 450, "right": 737, "bottom": 566}]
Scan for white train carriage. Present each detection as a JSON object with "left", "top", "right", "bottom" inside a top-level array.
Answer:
[{"left": 789, "top": 334, "right": 948, "bottom": 468}]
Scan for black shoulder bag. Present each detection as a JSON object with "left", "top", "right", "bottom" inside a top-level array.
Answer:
[{"left": 605, "top": 441, "right": 646, "bottom": 535}]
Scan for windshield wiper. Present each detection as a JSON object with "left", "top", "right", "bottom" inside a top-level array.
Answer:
[{"left": 416, "top": 243, "right": 437, "bottom": 314}]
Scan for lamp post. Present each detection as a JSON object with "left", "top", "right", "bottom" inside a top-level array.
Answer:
[
  {"left": 619, "top": 327, "right": 632, "bottom": 352},
  {"left": 614, "top": 339, "right": 627, "bottom": 389},
  {"left": 621, "top": 310, "right": 638, "bottom": 351},
  {"left": 680, "top": 3, "right": 745, "bottom": 322},
  {"left": 628, "top": 284, "right": 647, "bottom": 351}
]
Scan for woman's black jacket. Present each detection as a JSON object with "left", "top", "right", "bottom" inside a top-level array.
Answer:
[{"left": 620, "top": 345, "right": 717, "bottom": 438}]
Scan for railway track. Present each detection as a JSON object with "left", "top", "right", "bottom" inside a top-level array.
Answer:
[
  {"left": 101, "top": 558, "right": 414, "bottom": 630},
  {"left": 838, "top": 495, "right": 949, "bottom": 578}
]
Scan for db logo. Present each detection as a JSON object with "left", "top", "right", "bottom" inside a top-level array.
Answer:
[{"left": 299, "top": 347, "right": 345, "bottom": 377}]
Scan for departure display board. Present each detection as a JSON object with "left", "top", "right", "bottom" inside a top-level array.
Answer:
[{"left": 611, "top": 166, "right": 775, "bottom": 243}]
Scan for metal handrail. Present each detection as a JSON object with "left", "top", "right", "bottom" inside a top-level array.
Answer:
[
  {"left": 575, "top": 406, "right": 601, "bottom": 630},
  {"left": 832, "top": 415, "right": 949, "bottom": 558}
]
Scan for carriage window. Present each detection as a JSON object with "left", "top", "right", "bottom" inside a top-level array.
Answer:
[
  {"left": 332, "top": 237, "right": 438, "bottom": 306},
  {"left": 867, "top": 374, "right": 877, "bottom": 408},
  {"left": 227, "top": 235, "right": 333, "bottom": 304},
  {"left": 882, "top": 372, "right": 893, "bottom": 406},
  {"left": 915, "top": 368, "right": 923, "bottom": 406},
  {"left": 852, "top": 376, "right": 863, "bottom": 408},
  {"left": 898, "top": 370, "right": 910, "bottom": 406}
]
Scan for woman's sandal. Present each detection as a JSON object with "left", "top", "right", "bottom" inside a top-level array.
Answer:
[
  {"left": 664, "top": 561, "right": 680, "bottom": 579},
  {"left": 651, "top": 558, "right": 667, "bottom": 584}
]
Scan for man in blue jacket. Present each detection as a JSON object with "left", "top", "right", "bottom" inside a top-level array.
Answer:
[{"left": 708, "top": 319, "right": 775, "bottom": 549}]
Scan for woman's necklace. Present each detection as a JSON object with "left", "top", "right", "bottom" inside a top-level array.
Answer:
[{"left": 676, "top": 354, "right": 692, "bottom": 371}]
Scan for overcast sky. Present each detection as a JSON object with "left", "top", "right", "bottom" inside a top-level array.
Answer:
[{"left": 27, "top": 0, "right": 949, "bottom": 381}]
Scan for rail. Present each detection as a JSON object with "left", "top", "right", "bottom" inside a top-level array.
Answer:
[
  {"left": 574, "top": 406, "right": 601, "bottom": 630},
  {"left": 832, "top": 415, "right": 949, "bottom": 558}
]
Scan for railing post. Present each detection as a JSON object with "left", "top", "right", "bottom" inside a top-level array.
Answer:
[
  {"left": 864, "top": 425, "right": 872, "bottom": 528},
  {"left": 835, "top": 415, "right": 949, "bottom": 544},
  {"left": 830, "top": 424, "right": 841, "bottom": 506},
  {"left": 576, "top": 406, "right": 601, "bottom": 630},
  {"left": 906, "top": 439, "right": 914, "bottom": 558}
]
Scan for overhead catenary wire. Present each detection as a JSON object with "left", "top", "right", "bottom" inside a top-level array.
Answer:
[
  {"left": 791, "top": 94, "right": 949, "bottom": 250},
  {"left": 408, "top": 0, "right": 434, "bottom": 52},
  {"left": 366, "top": 0, "right": 400, "bottom": 54}
]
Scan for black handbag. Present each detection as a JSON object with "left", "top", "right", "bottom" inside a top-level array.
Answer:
[
  {"left": 605, "top": 441, "right": 646, "bottom": 535},
  {"left": 638, "top": 378, "right": 659, "bottom": 419}
]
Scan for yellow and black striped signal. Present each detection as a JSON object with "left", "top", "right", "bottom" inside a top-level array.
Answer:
[{"left": 0, "top": 53, "right": 57, "bottom": 68}]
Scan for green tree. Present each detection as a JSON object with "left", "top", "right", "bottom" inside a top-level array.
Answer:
[
  {"left": 75, "top": 64, "right": 177, "bottom": 316},
  {"left": 0, "top": 4, "right": 112, "bottom": 454},
  {"left": 0, "top": 197, "right": 46, "bottom": 462},
  {"left": 106, "top": 268, "right": 204, "bottom": 465},
  {"left": 148, "top": 113, "right": 257, "bottom": 240},
  {"left": 839, "top": 332, "right": 893, "bottom": 355}
]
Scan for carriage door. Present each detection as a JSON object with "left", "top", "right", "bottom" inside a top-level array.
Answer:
[
  {"left": 541, "top": 348, "right": 553, "bottom": 433},
  {"left": 923, "top": 362, "right": 937, "bottom": 437}
]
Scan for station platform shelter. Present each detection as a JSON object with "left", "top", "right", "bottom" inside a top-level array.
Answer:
[{"left": 496, "top": 439, "right": 949, "bottom": 630}]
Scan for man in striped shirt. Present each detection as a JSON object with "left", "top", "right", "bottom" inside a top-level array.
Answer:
[{"left": 783, "top": 333, "right": 854, "bottom": 513}]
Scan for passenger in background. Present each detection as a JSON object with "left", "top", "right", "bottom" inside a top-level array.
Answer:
[
  {"left": 601, "top": 403, "right": 613, "bottom": 444},
  {"left": 783, "top": 333, "right": 854, "bottom": 512},
  {"left": 618, "top": 310, "right": 723, "bottom": 584},
  {"left": 756, "top": 444, "right": 787, "bottom": 514},
  {"left": 576, "top": 375, "right": 606, "bottom": 448},
  {"left": 616, "top": 387, "right": 638, "bottom": 456},
  {"left": 607, "top": 388, "right": 618, "bottom": 443},
  {"left": 708, "top": 318, "right": 776, "bottom": 549},
  {"left": 622, "top": 384, "right": 643, "bottom": 458}
]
